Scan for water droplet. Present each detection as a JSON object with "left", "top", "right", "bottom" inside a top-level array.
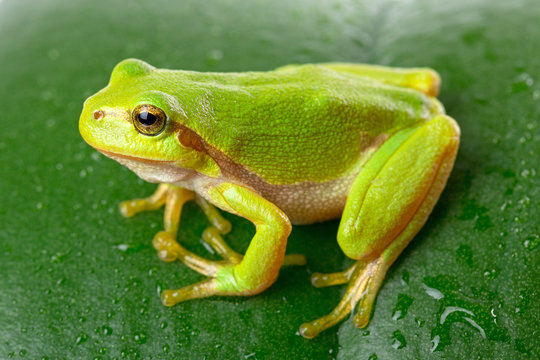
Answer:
[
  {"left": 205, "top": 49, "right": 223, "bottom": 67},
  {"left": 483, "top": 268, "right": 499, "bottom": 279},
  {"left": 463, "top": 317, "right": 486, "bottom": 338},
  {"left": 160, "top": 321, "right": 168, "bottom": 329},
  {"left": 19, "top": 349, "right": 27, "bottom": 357},
  {"left": 423, "top": 283, "right": 444, "bottom": 300},
  {"left": 134, "top": 332, "right": 147, "bottom": 344},
  {"left": 162, "top": 344, "right": 170, "bottom": 353},
  {"left": 523, "top": 235, "right": 539, "bottom": 250},
  {"left": 391, "top": 330, "right": 407, "bottom": 349},
  {"left": 75, "top": 333, "right": 88, "bottom": 345},
  {"left": 391, "top": 294, "right": 414, "bottom": 321},
  {"left": 430, "top": 335, "right": 440, "bottom": 352},
  {"left": 511, "top": 73, "right": 534, "bottom": 93},
  {"left": 425, "top": 275, "right": 510, "bottom": 351},
  {"left": 98, "top": 326, "right": 113, "bottom": 336},
  {"left": 440, "top": 306, "right": 474, "bottom": 324}
]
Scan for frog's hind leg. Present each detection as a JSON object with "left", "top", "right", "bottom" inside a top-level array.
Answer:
[
  {"left": 300, "top": 115, "right": 460, "bottom": 338},
  {"left": 319, "top": 63, "right": 441, "bottom": 97}
]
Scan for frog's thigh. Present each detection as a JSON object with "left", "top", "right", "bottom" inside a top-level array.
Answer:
[
  {"left": 338, "top": 115, "right": 460, "bottom": 261},
  {"left": 207, "top": 183, "right": 292, "bottom": 294}
]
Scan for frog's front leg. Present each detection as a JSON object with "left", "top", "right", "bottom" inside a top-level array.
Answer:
[
  {"left": 119, "top": 184, "right": 235, "bottom": 266},
  {"left": 160, "top": 183, "right": 304, "bottom": 306},
  {"left": 300, "top": 114, "right": 460, "bottom": 338}
]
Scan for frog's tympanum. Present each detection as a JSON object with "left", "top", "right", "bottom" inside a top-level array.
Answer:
[{"left": 79, "top": 59, "right": 459, "bottom": 338}]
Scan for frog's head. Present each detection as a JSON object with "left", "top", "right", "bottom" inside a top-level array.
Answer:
[{"left": 79, "top": 58, "right": 221, "bottom": 183}]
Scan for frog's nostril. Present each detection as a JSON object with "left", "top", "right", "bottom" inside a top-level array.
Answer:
[{"left": 93, "top": 110, "right": 105, "bottom": 120}]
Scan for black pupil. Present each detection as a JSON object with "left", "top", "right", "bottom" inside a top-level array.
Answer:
[{"left": 138, "top": 111, "right": 157, "bottom": 126}]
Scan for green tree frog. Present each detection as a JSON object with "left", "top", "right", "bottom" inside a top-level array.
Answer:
[{"left": 79, "top": 59, "right": 459, "bottom": 338}]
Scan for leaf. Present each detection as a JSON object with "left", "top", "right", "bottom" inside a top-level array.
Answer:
[{"left": 0, "top": 0, "right": 538, "bottom": 359}]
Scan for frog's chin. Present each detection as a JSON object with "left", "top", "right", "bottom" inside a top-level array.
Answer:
[{"left": 97, "top": 149, "right": 194, "bottom": 184}]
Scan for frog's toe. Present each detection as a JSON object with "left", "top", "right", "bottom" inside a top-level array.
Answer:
[
  {"left": 201, "top": 227, "right": 243, "bottom": 264},
  {"left": 309, "top": 262, "right": 360, "bottom": 288},
  {"left": 300, "top": 258, "right": 385, "bottom": 338},
  {"left": 118, "top": 183, "right": 170, "bottom": 217},
  {"left": 152, "top": 229, "right": 228, "bottom": 276},
  {"left": 152, "top": 231, "right": 180, "bottom": 262},
  {"left": 161, "top": 278, "right": 219, "bottom": 307},
  {"left": 195, "top": 196, "right": 232, "bottom": 234}
]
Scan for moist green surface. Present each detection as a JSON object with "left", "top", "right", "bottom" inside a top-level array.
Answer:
[{"left": 0, "top": 0, "right": 538, "bottom": 359}]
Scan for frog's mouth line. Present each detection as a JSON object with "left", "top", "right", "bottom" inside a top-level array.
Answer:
[{"left": 94, "top": 147, "right": 174, "bottom": 165}]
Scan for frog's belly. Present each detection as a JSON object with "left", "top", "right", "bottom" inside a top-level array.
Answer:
[
  {"left": 255, "top": 174, "right": 356, "bottom": 225},
  {"left": 105, "top": 150, "right": 355, "bottom": 225},
  {"left": 204, "top": 145, "right": 357, "bottom": 224}
]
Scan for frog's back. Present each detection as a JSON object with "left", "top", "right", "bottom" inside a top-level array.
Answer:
[
  {"left": 160, "top": 65, "right": 440, "bottom": 187},
  {"left": 139, "top": 64, "right": 442, "bottom": 224}
]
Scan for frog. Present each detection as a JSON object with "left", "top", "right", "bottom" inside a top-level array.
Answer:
[{"left": 79, "top": 58, "right": 460, "bottom": 338}]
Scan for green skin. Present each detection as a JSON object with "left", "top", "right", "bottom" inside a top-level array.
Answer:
[{"left": 79, "top": 59, "right": 460, "bottom": 338}]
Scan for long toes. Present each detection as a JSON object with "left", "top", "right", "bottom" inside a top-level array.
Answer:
[
  {"left": 310, "top": 272, "right": 341, "bottom": 287},
  {"left": 353, "top": 308, "right": 370, "bottom": 329},
  {"left": 299, "top": 320, "right": 325, "bottom": 339},
  {"left": 161, "top": 278, "right": 219, "bottom": 306},
  {"left": 153, "top": 231, "right": 178, "bottom": 257},
  {"left": 119, "top": 200, "right": 141, "bottom": 218},
  {"left": 202, "top": 227, "right": 243, "bottom": 263}
]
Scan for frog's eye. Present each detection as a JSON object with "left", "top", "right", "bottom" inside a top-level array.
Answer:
[{"left": 131, "top": 104, "right": 167, "bottom": 136}]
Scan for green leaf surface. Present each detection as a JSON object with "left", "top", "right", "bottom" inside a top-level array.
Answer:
[{"left": 0, "top": 0, "right": 538, "bottom": 359}]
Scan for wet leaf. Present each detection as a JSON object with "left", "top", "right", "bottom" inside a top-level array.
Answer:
[{"left": 0, "top": 0, "right": 538, "bottom": 359}]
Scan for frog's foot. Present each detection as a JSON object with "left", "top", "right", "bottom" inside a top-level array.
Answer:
[
  {"left": 160, "top": 229, "right": 306, "bottom": 306},
  {"left": 119, "top": 184, "right": 232, "bottom": 263},
  {"left": 119, "top": 183, "right": 170, "bottom": 218},
  {"left": 300, "top": 257, "right": 388, "bottom": 339}
]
